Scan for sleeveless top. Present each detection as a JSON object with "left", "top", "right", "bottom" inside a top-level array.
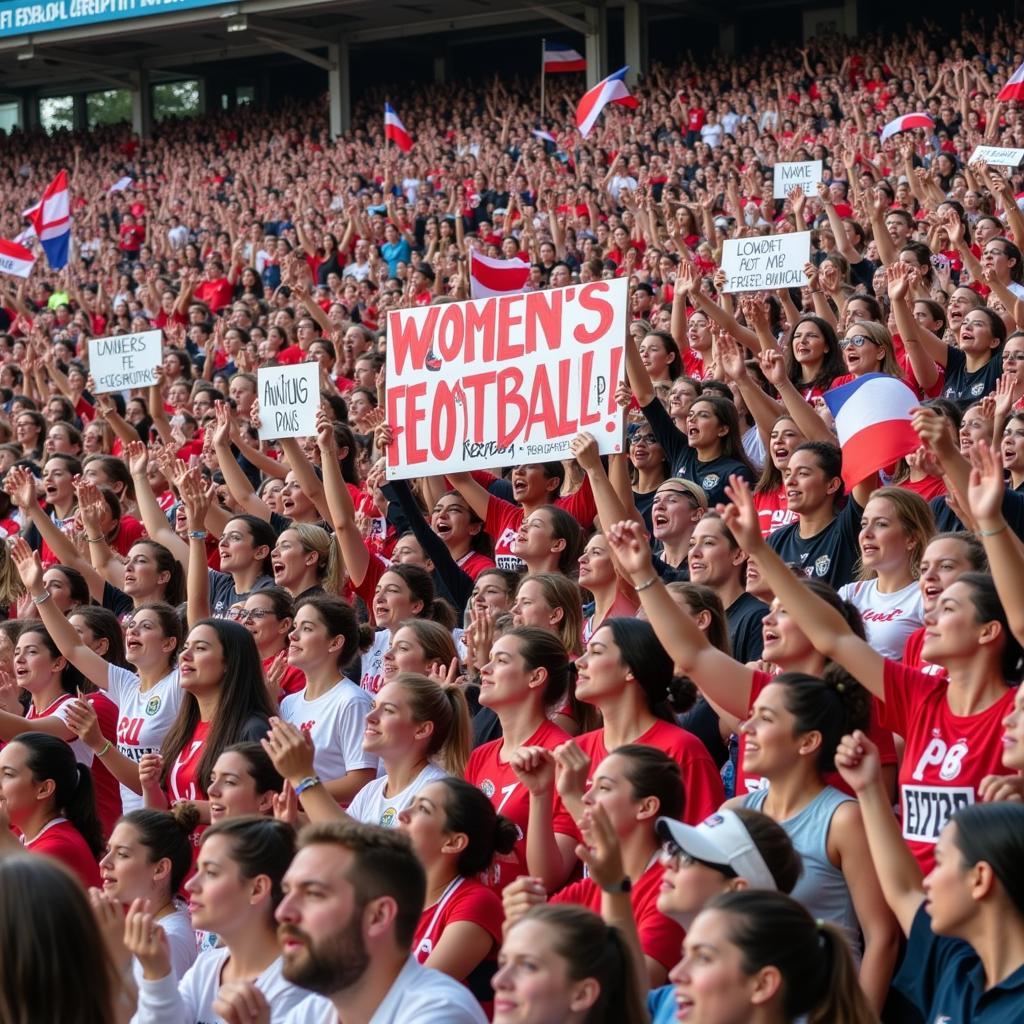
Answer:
[{"left": 743, "top": 785, "right": 861, "bottom": 961}]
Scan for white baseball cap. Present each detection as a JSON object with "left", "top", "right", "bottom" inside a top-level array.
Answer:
[{"left": 657, "top": 809, "right": 779, "bottom": 891}]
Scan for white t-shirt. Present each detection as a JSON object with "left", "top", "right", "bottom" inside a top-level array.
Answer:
[
  {"left": 837, "top": 578, "right": 925, "bottom": 660},
  {"left": 108, "top": 664, "right": 184, "bottom": 812},
  {"left": 700, "top": 121, "right": 724, "bottom": 148},
  {"left": 131, "top": 904, "right": 197, "bottom": 1017},
  {"left": 280, "top": 956, "right": 487, "bottom": 1024},
  {"left": 359, "top": 629, "right": 391, "bottom": 694},
  {"left": 135, "top": 947, "right": 333, "bottom": 1023},
  {"left": 346, "top": 763, "right": 449, "bottom": 829},
  {"left": 279, "top": 679, "right": 377, "bottom": 783}
]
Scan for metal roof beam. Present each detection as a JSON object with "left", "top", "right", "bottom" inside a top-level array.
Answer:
[{"left": 252, "top": 34, "right": 333, "bottom": 70}]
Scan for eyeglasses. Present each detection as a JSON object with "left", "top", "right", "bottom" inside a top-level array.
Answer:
[
  {"left": 236, "top": 608, "right": 273, "bottom": 621},
  {"left": 629, "top": 432, "right": 659, "bottom": 446},
  {"left": 839, "top": 335, "right": 877, "bottom": 350},
  {"left": 660, "top": 840, "right": 737, "bottom": 877}
]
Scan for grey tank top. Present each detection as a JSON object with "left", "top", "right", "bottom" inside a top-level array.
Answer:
[{"left": 744, "top": 785, "right": 862, "bottom": 961}]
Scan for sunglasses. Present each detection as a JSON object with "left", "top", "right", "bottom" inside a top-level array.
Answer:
[{"left": 839, "top": 335, "right": 877, "bottom": 350}]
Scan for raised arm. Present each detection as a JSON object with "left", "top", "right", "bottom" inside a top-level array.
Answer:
[
  {"left": 316, "top": 409, "right": 369, "bottom": 587},
  {"left": 886, "top": 263, "right": 943, "bottom": 387},
  {"left": 210, "top": 402, "right": 271, "bottom": 520},
  {"left": 181, "top": 471, "right": 212, "bottom": 627},
  {"left": 718, "top": 474, "right": 887, "bottom": 698}
]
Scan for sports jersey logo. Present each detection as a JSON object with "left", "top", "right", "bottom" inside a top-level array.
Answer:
[
  {"left": 379, "top": 806, "right": 398, "bottom": 828},
  {"left": 701, "top": 474, "right": 720, "bottom": 491},
  {"left": 416, "top": 937, "right": 434, "bottom": 957},
  {"left": 902, "top": 785, "right": 973, "bottom": 843},
  {"left": 911, "top": 736, "right": 968, "bottom": 782},
  {"left": 970, "top": 381, "right": 985, "bottom": 397},
  {"left": 814, "top": 555, "right": 831, "bottom": 576},
  {"left": 145, "top": 695, "right": 162, "bottom": 716},
  {"left": 480, "top": 779, "right": 495, "bottom": 798}
]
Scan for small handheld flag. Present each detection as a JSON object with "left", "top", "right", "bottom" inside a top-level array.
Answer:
[
  {"left": 384, "top": 104, "right": 413, "bottom": 153},
  {"left": 998, "top": 60, "right": 1024, "bottom": 103},
  {"left": 0, "top": 239, "right": 37, "bottom": 280},
  {"left": 880, "top": 112, "right": 934, "bottom": 143},
  {"left": 25, "top": 170, "right": 71, "bottom": 270},
  {"left": 575, "top": 67, "right": 637, "bottom": 139},
  {"left": 468, "top": 249, "right": 531, "bottom": 299},
  {"left": 543, "top": 41, "right": 586, "bottom": 74}
]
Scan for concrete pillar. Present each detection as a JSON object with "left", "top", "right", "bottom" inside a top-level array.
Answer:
[
  {"left": 195, "top": 76, "right": 208, "bottom": 116},
  {"left": 718, "top": 22, "right": 736, "bottom": 56},
  {"left": 584, "top": 0, "right": 608, "bottom": 88},
  {"left": 23, "top": 90, "right": 39, "bottom": 131},
  {"left": 73, "top": 93, "right": 87, "bottom": 132},
  {"left": 131, "top": 69, "right": 152, "bottom": 138},
  {"left": 623, "top": 0, "right": 647, "bottom": 84},
  {"left": 843, "top": 0, "right": 858, "bottom": 37},
  {"left": 433, "top": 55, "right": 446, "bottom": 84},
  {"left": 327, "top": 39, "right": 351, "bottom": 138}
]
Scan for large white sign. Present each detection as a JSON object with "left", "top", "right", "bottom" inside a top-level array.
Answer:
[
  {"left": 88, "top": 329, "right": 162, "bottom": 393},
  {"left": 969, "top": 145, "right": 1024, "bottom": 167},
  {"left": 773, "top": 160, "right": 823, "bottom": 198},
  {"left": 385, "top": 279, "right": 627, "bottom": 479},
  {"left": 258, "top": 362, "right": 320, "bottom": 440},
  {"left": 721, "top": 232, "right": 810, "bottom": 294}
]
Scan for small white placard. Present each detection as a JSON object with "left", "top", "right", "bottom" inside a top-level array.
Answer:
[
  {"left": 721, "top": 232, "right": 811, "bottom": 294},
  {"left": 88, "top": 330, "right": 162, "bottom": 393},
  {"left": 773, "top": 160, "right": 823, "bottom": 198},
  {"left": 257, "top": 362, "right": 320, "bottom": 440}
]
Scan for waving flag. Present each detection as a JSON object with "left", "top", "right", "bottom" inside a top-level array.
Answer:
[
  {"left": 531, "top": 128, "right": 558, "bottom": 146},
  {"left": 469, "top": 249, "right": 531, "bottom": 299},
  {"left": 25, "top": 170, "right": 71, "bottom": 270},
  {"left": 108, "top": 175, "right": 134, "bottom": 194},
  {"left": 822, "top": 373, "right": 919, "bottom": 489},
  {"left": 384, "top": 103, "right": 413, "bottom": 153},
  {"left": 576, "top": 66, "right": 637, "bottom": 139},
  {"left": 544, "top": 41, "right": 586, "bottom": 73},
  {"left": 880, "top": 112, "right": 934, "bottom": 143},
  {"left": 999, "top": 61, "right": 1024, "bottom": 103},
  {"left": 0, "top": 239, "right": 37, "bottom": 280}
]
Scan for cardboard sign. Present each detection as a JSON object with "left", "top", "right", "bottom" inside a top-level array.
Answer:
[
  {"left": 773, "top": 160, "right": 823, "bottom": 198},
  {"left": 258, "top": 362, "right": 320, "bottom": 440},
  {"left": 385, "top": 279, "right": 627, "bottom": 479},
  {"left": 721, "top": 232, "right": 810, "bottom": 294},
  {"left": 968, "top": 145, "right": 1024, "bottom": 167},
  {"left": 88, "top": 329, "right": 162, "bottom": 393}
]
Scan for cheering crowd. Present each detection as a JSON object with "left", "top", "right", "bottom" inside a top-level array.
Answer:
[{"left": 0, "top": 7, "right": 1024, "bottom": 1024}]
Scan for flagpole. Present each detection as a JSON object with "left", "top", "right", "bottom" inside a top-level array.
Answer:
[{"left": 540, "top": 37, "right": 546, "bottom": 121}]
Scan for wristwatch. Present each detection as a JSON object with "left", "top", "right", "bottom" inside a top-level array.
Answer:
[{"left": 601, "top": 876, "right": 632, "bottom": 894}]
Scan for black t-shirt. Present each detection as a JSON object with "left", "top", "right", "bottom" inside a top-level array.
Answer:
[
  {"left": 726, "top": 592, "right": 768, "bottom": 664},
  {"left": 941, "top": 346, "right": 1002, "bottom": 410},
  {"left": 931, "top": 487, "right": 1024, "bottom": 536},
  {"left": 767, "top": 497, "right": 862, "bottom": 588},
  {"left": 678, "top": 697, "right": 729, "bottom": 769}
]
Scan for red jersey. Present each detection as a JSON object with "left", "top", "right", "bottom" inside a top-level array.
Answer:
[
  {"left": 455, "top": 550, "right": 495, "bottom": 580},
  {"left": 879, "top": 659, "right": 1018, "bottom": 872},
  {"left": 28, "top": 693, "right": 122, "bottom": 837},
  {"left": 558, "top": 720, "right": 724, "bottom": 834},
  {"left": 275, "top": 345, "right": 306, "bottom": 366},
  {"left": 735, "top": 670, "right": 896, "bottom": 798},
  {"left": 193, "top": 278, "right": 233, "bottom": 313},
  {"left": 413, "top": 876, "right": 503, "bottom": 1015},
  {"left": 466, "top": 719, "right": 576, "bottom": 894},
  {"left": 168, "top": 720, "right": 210, "bottom": 804},
  {"left": 551, "top": 860, "right": 684, "bottom": 971},
  {"left": 902, "top": 626, "right": 945, "bottom": 676},
  {"left": 482, "top": 478, "right": 598, "bottom": 572},
  {"left": 112, "top": 516, "right": 146, "bottom": 557},
  {"left": 753, "top": 484, "right": 797, "bottom": 538},
  {"left": 264, "top": 654, "right": 306, "bottom": 698},
  {"left": 897, "top": 475, "right": 947, "bottom": 501},
  {"left": 25, "top": 818, "right": 101, "bottom": 889}
]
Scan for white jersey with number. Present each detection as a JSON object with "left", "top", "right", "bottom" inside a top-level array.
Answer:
[
  {"left": 279, "top": 678, "right": 378, "bottom": 783},
  {"left": 107, "top": 664, "right": 184, "bottom": 812}
]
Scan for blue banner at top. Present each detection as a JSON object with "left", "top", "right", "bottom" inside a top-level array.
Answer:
[{"left": 0, "top": 0, "right": 235, "bottom": 39}]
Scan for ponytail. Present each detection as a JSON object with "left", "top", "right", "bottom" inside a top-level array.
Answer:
[
  {"left": 393, "top": 672, "right": 471, "bottom": 778},
  {"left": 15, "top": 733, "right": 104, "bottom": 859},
  {"left": 807, "top": 921, "right": 874, "bottom": 1024}
]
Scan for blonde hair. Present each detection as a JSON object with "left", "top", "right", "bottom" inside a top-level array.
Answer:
[
  {"left": 289, "top": 524, "right": 342, "bottom": 596},
  {"left": 517, "top": 573, "right": 584, "bottom": 657},
  {"left": 0, "top": 542, "right": 24, "bottom": 607},
  {"left": 856, "top": 486, "right": 935, "bottom": 581},
  {"left": 392, "top": 672, "right": 471, "bottom": 778},
  {"left": 848, "top": 320, "right": 902, "bottom": 379},
  {"left": 393, "top": 619, "right": 458, "bottom": 670}
]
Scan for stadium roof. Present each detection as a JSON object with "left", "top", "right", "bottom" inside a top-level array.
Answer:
[{"left": 0, "top": 0, "right": 724, "bottom": 94}]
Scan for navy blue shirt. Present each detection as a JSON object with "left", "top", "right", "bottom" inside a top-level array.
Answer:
[
  {"left": 896, "top": 903, "right": 1024, "bottom": 1022},
  {"left": 766, "top": 497, "right": 863, "bottom": 589}
]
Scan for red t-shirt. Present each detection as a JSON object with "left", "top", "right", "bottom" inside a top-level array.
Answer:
[
  {"left": 28, "top": 693, "right": 122, "bottom": 838},
  {"left": 466, "top": 719, "right": 576, "bottom": 894},
  {"left": 753, "top": 484, "right": 797, "bottom": 538},
  {"left": 112, "top": 516, "right": 146, "bottom": 557},
  {"left": 275, "top": 345, "right": 306, "bottom": 366},
  {"left": 25, "top": 818, "right": 101, "bottom": 889},
  {"left": 413, "top": 876, "right": 503, "bottom": 1015},
  {"left": 265, "top": 655, "right": 306, "bottom": 698},
  {"left": 902, "top": 626, "right": 945, "bottom": 676},
  {"left": 455, "top": 550, "right": 496, "bottom": 580},
  {"left": 897, "top": 475, "right": 947, "bottom": 502},
  {"left": 557, "top": 720, "right": 724, "bottom": 836},
  {"left": 168, "top": 720, "right": 210, "bottom": 804},
  {"left": 193, "top": 278, "right": 234, "bottom": 313},
  {"left": 551, "top": 860, "right": 684, "bottom": 971},
  {"left": 879, "top": 659, "right": 1018, "bottom": 873},
  {"left": 734, "top": 670, "right": 897, "bottom": 799}
]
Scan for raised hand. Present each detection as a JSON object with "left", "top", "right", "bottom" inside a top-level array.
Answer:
[
  {"left": 967, "top": 440, "right": 1007, "bottom": 527},
  {"left": 260, "top": 716, "right": 317, "bottom": 785},
  {"left": 605, "top": 518, "right": 655, "bottom": 581},
  {"left": 124, "top": 898, "right": 172, "bottom": 981},
  {"left": 4, "top": 465, "right": 39, "bottom": 511},
  {"left": 508, "top": 745, "right": 556, "bottom": 796},
  {"left": 10, "top": 536, "right": 44, "bottom": 593},
  {"left": 568, "top": 431, "right": 602, "bottom": 474},
  {"left": 720, "top": 473, "right": 765, "bottom": 553},
  {"left": 63, "top": 698, "right": 105, "bottom": 751},
  {"left": 834, "top": 730, "right": 882, "bottom": 794}
]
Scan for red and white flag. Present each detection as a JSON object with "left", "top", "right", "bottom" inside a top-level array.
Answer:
[
  {"left": 575, "top": 66, "right": 637, "bottom": 139},
  {"left": 822, "top": 373, "right": 919, "bottom": 489},
  {"left": 469, "top": 249, "right": 531, "bottom": 299},
  {"left": 880, "top": 112, "right": 934, "bottom": 143},
  {"left": 25, "top": 170, "right": 71, "bottom": 270},
  {"left": 0, "top": 239, "right": 37, "bottom": 280},
  {"left": 384, "top": 103, "right": 413, "bottom": 152},
  {"left": 543, "top": 42, "right": 586, "bottom": 74},
  {"left": 999, "top": 61, "right": 1024, "bottom": 103}
]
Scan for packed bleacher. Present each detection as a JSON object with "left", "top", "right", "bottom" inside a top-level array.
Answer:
[{"left": 0, "top": 8, "right": 1023, "bottom": 1024}]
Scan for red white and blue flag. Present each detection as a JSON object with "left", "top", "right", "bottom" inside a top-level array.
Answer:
[
  {"left": 822, "top": 373, "right": 919, "bottom": 489},
  {"left": 531, "top": 128, "right": 558, "bottom": 146},
  {"left": 0, "top": 239, "right": 37, "bottom": 280},
  {"left": 468, "top": 249, "right": 531, "bottom": 299},
  {"left": 384, "top": 103, "right": 413, "bottom": 152},
  {"left": 544, "top": 41, "right": 586, "bottom": 73},
  {"left": 999, "top": 60, "right": 1024, "bottom": 103},
  {"left": 880, "top": 112, "right": 933, "bottom": 143},
  {"left": 575, "top": 66, "right": 637, "bottom": 139},
  {"left": 25, "top": 170, "right": 71, "bottom": 270}
]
